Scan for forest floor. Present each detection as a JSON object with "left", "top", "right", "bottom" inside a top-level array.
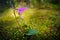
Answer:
[{"left": 0, "top": 4, "right": 60, "bottom": 40}]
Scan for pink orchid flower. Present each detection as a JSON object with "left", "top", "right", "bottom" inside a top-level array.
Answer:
[{"left": 17, "top": 7, "right": 27, "bottom": 15}]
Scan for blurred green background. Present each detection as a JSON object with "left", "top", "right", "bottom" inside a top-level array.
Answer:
[{"left": 0, "top": 0, "right": 60, "bottom": 40}]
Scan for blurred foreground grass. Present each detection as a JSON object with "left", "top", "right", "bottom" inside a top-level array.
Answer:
[{"left": 0, "top": 5, "right": 60, "bottom": 40}]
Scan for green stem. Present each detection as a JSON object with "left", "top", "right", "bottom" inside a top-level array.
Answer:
[{"left": 13, "top": 9, "right": 21, "bottom": 28}]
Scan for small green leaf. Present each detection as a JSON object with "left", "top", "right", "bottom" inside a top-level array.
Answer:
[{"left": 25, "top": 29, "right": 38, "bottom": 35}]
